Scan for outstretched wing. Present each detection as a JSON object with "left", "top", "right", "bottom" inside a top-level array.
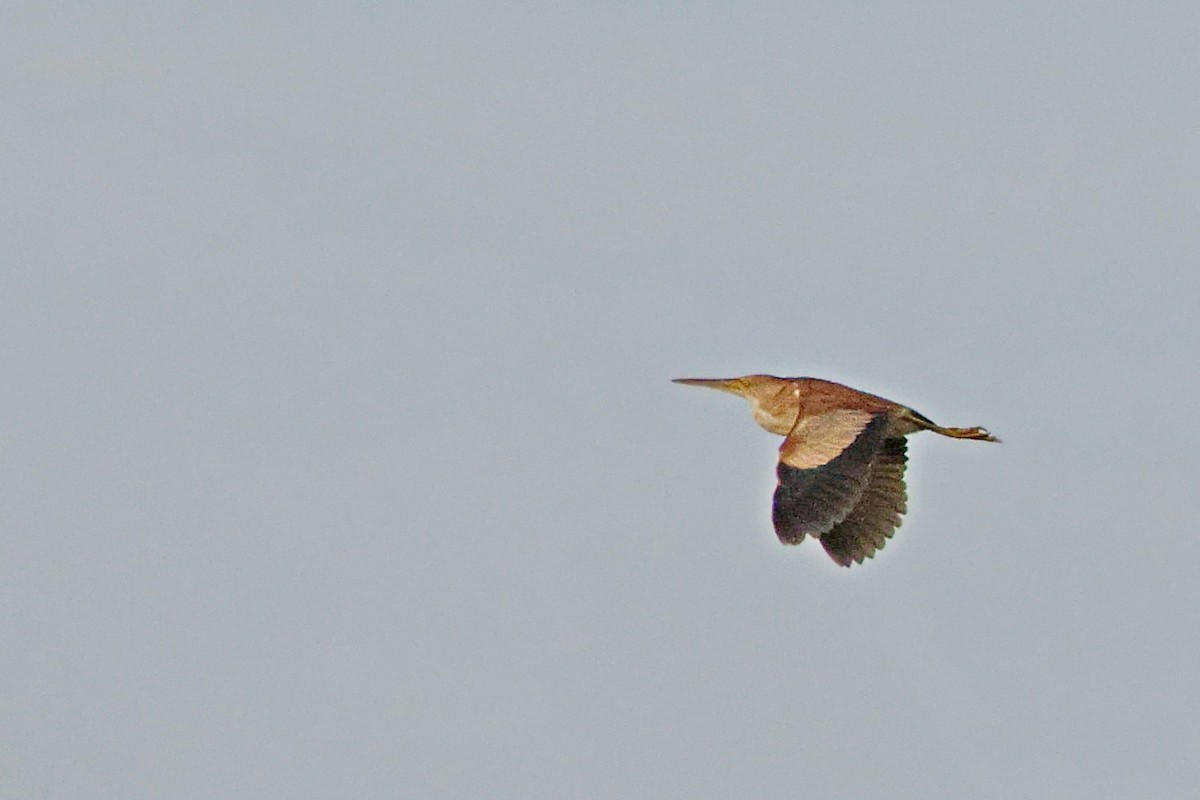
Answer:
[
  {"left": 772, "top": 412, "right": 888, "bottom": 545},
  {"left": 819, "top": 437, "right": 908, "bottom": 567}
]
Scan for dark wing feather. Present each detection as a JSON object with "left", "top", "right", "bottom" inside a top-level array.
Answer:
[
  {"left": 771, "top": 414, "right": 889, "bottom": 545},
  {"left": 820, "top": 437, "right": 908, "bottom": 567}
]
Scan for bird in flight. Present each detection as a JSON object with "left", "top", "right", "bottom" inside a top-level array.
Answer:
[{"left": 673, "top": 375, "right": 998, "bottom": 567}]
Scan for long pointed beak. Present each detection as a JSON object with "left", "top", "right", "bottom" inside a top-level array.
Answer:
[{"left": 672, "top": 377, "right": 745, "bottom": 395}]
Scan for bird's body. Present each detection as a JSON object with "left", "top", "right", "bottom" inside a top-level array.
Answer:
[{"left": 673, "top": 375, "right": 997, "bottom": 567}]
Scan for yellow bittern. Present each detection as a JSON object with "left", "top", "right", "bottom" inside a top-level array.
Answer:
[{"left": 673, "top": 375, "right": 998, "bottom": 567}]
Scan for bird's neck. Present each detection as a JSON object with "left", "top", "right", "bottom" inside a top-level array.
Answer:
[{"left": 748, "top": 393, "right": 799, "bottom": 436}]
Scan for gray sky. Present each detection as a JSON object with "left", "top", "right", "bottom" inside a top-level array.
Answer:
[{"left": 4, "top": 4, "right": 1199, "bottom": 798}]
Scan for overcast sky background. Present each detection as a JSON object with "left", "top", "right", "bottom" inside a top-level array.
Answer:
[{"left": 4, "top": 4, "right": 1199, "bottom": 799}]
